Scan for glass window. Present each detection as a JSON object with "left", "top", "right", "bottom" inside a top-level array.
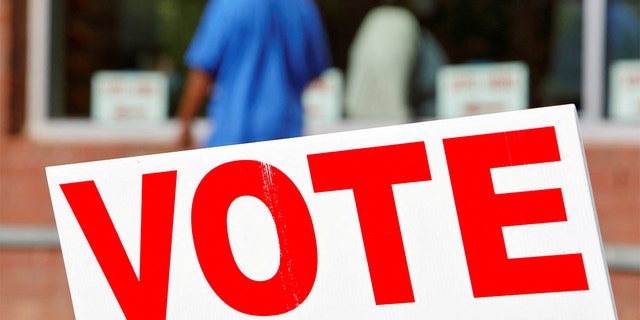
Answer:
[
  {"left": 36, "top": 0, "right": 637, "bottom": 132},
  {"left": 605, "top": 0, "right": 640, "bottom": 121},
  {"left": 423, "top": 0, "right": 583, "bottom": 110},
  {"left": 49, "top": 0, "right": 207, "bottom": 119},
  {"left": 319, "top": 0, "right": 585, "bottom": 117}
]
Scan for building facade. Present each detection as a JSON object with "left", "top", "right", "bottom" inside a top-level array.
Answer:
[{"left": 1, "top": 1, "right": 638, "bottom": 319}]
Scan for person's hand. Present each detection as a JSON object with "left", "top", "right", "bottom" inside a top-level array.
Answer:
[
  {"left": 178, "top": 126, "right": 193, "bottom": 150},
  {"left": 175, "top": 69, "right": 212, "bottom": 151}
]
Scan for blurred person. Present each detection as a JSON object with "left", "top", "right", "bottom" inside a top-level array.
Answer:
[
  {"left": 344, "top": 0, "right": 446, "bottom": 120},
  {"left": 410, "top": 0, "right": 448, "bottom": 118},
  {"left": 344, "top": 1, "right": 421, "bottom": 120},
  {"left": 177, "top": 0, "right": 331, "bottom": 148}
]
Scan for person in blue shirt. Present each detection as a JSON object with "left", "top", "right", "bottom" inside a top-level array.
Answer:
[{"left": 177, "top": 0, "right": 331, "bottom": 148}]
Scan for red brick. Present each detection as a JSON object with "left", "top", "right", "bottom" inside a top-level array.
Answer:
[
  {"left": 610, "top": 271, "right": 640, "bottom": 320},
  {"left": 585, "top": 143, "right": 640, "bottom": 244},
  {"left": 0, "top": 249, "right": 75, "bottom": 320}
]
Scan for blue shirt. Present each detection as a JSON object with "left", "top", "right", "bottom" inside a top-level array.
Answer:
[{"left": 185, "top": 0, "right": 331, "bottom": 147}]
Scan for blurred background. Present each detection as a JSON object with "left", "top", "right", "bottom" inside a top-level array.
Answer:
[{"left": 1, "top": 0, "right": 638, "bottom": 318}]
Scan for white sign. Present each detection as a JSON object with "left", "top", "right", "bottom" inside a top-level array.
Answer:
[
  {"left": 303, "top": 68, "right": 344, "bottom": 126},
  {"left": 609, "top": 59, "right": 640, "bottom": 122},
  {"left": 436, "top": 61, "right": 529, "bottom": 118},
  {"left": 47, "top": 105, "right": 616, "bottom": 319},
  {"left": 91, "top": 71, "right": 169, "bottom": 124}
]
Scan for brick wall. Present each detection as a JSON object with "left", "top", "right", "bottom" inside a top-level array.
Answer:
[{"left": 586, "top": 143, "right": 640, "bottom": 244}]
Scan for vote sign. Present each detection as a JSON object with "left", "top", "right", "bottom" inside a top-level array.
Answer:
[{"left": 46, "top": 105, "right": 616, "bottom": 319}]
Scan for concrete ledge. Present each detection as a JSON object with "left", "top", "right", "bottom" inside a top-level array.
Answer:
[
  {"left": 0, "top": 225, "right": 60, "bottom": 249},
  {"left": 604, "top": 244, "right": 640, "bottom": 273},
  {"left": 1, "top": 225, "right": 639, "bottom": 272}
]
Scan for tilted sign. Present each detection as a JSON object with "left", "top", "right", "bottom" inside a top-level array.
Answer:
[{"left": 47, "top": 105, "right": 616, "bottom": 319}]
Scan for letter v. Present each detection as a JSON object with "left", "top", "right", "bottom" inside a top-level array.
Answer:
[{"left": 60, "top": 171, "right": 177, "bottom": 320}]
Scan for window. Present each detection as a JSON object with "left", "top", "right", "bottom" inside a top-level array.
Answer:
[
  {"left": 604, "top": 0, "right": 640, "bottom": 121},
  {"left": 49, "top": 0, "right": 206, "bottom": 118},
  {"left": 27, "top": 0, "right": 209, "bottom": 142},
  {"left": 26, "top": 0, "right": 639, "bottom": 143}
]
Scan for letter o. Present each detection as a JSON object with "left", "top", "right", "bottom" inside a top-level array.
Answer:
[{"left": 192, "top": 160, "right": 318, "bottom": 316}]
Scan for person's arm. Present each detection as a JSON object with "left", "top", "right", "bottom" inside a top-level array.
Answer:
[{"left": 176, "top": 69, "right": 213, "bottom": 149}]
